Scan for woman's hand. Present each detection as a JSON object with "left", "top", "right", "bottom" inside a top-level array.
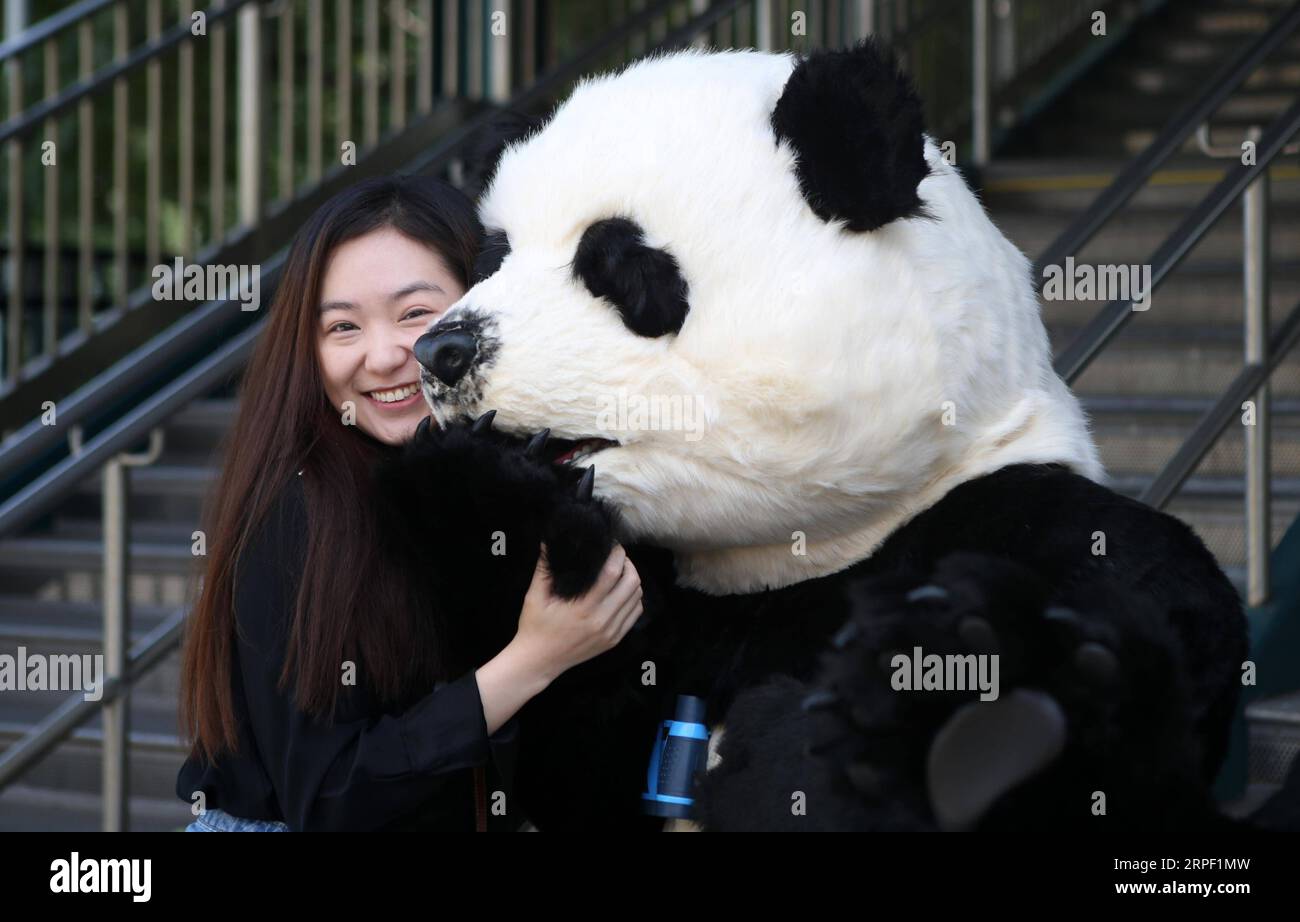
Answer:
[
  {"left": 474, "top": 544, "right": 643, "bottom": 735},
  {"left": 514, "top": 543, "right": 644, "bottom": 683}
]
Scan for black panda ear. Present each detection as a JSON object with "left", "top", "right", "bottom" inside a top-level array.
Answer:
[
  {"left": 771, "top": 38, "right": 928, "bottom": 232},
  {"left": 460, "top": 109, "right": 547, "bottom": 200}
]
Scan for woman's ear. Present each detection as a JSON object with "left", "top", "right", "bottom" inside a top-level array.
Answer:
[{"left": 770, "top": 38, "right": 929, "bottom": 232}]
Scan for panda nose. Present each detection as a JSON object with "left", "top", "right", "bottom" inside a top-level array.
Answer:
[{"left": 414, "top": 329, "right": 478, "bottom": 386}]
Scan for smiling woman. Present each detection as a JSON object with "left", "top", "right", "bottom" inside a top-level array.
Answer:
[{"left": 175, "top": 175, "right": 645, "bottom": 831}]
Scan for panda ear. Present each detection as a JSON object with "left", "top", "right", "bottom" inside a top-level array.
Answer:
[
  {"left": 771, "top": 38, "right": 928, "bottom": 232},
  {"left": 460, "top": 109, "right": 546, "bottom": 200}
]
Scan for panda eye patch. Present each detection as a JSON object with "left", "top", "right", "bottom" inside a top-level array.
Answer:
[
  {"left": 573, "top": 217, "right": 690, "bottom": 338},
  {"left": 475, "top": 229, "right": 511, "bottom": 282}
]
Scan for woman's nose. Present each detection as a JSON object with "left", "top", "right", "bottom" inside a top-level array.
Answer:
[{"left": 366, "top": 331, "right": 415, "bottom": 375}]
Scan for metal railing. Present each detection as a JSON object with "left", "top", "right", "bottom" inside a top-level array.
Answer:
[
  {"left": 0, "top": 0, "right": 521, "bottom": 392},
  {"left": 1041, "top": 0, "right": 1300, "bottom": 607},
  {"left": 0, "top": 0, "right": 1257, "bottom": 829},
  {"left": 0, "top": 0, "right": 780, "bottom": 833}
]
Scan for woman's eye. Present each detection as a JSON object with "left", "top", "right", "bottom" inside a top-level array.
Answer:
[
  {"left": 328, "top": 321, "right": 357, "bottom": 334},
  {"left": 403, "top": 308, "right": 434, "bottom": 321}
]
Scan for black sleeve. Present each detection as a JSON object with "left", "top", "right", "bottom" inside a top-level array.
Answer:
[{"left": 233, "top": 474, "right": 518, "bottom": 831}]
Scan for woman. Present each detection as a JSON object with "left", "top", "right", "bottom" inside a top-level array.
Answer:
[{"left": 177, "top": 175, "right": 643, "bottom": 831}]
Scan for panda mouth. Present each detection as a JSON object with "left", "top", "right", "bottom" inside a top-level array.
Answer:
[{"left": 545, "top": 436, "right": 618, "bottom": 466}]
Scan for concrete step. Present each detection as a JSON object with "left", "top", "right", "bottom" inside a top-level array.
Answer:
[
  {"left": 995, "top": 205, "right": 1300, "bottom": 267},
  {"left": 0, "top": 594, "right": 175, "bottom": 630},
  {"left": 982, "top": 159, "right": 1300, "bottom": 211},
  {"left": 1245, "top": 690, "right": 1300, "bottom": 789},
  {"left": 0, "top": 536, "right": 201, "bottom": 602},
  {"left": 1156, "top": 493, "right": 1299, "bottom": 570},
  {"left": 1051, "top": 320, "right": 1300, "bottom": 399},
  {"left": 1074, "top": 86, "right": 1295, "bottom": 127},
  {"left": 72, "top": 463, "right": 216, "bottom": 499},
  {"left": 1036, "top": 265, "right": 1300, "bottom": 328},
  {"left": 0, "top": 784, "right": 192, "bottom": 832},
  {"left": 59, "top": 463, "right": 217, "bottom": 527},
  {"left": 0, "top": 709, "right": 188, "bottom": 807},
  {"left": 0, "top": 683, "right": 179, "bottom": 735},
  {"left": 1091, "top": 415, "right": 1300, "bottom": 479},
  {"left": 161, "top": 397, "right": 239, "bottom": 462},
  {"left": 1114, "top": 58, "right": 1300, "bottom": 95},
  {"left": 46, "top": 518, "right": 201, "bottom": 546},
  {"left": 0, "top": 537, "right": 199, "bottom": 574},
  {"left": 0, "top": 632, "right": 183, "bottom": 698}
]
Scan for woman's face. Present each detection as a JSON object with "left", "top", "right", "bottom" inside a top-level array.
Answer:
[{"left": 317, "top": 227, "right": 465, "bottom": 445}]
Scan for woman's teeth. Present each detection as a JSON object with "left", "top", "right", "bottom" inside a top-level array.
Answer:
[{"left": 368, "top": 383, "right": 419, "bottom": 403}]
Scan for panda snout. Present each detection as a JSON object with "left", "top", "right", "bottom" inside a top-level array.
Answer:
[{"left": 414, "top": 327, "right": 478, "bottom": 386}]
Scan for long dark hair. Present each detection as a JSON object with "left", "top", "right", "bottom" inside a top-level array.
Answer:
[{"left": 180, "top": 175, "right": 482, "bottom": 762}]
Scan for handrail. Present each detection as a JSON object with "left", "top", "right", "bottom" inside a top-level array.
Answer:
[
  {"left": 0, "top": 0, "right": 117, "bottom": 64},
  {"left": 0, "top": 0, "right": 256, "bottom": 147},
  {"left": 0, "top": 610, "right": 186, "bottom": 788},
  {"left": 0, "top": 223, "right": 267, "bottom": 486},
  {"left": 0, "top": 316, "right": 263, "bottom": 537},
  {"left": 0, "top": 0, "right": 749, "bottom": 805},
  {"left": 1052, "top": 95, "right": 1300, "bottom": 383},
  {"left": 1141, "top": 300, "right": 1300, "bottom": 509},
  {"left": 1032, "top": 0, "right": 1300, "bottom": 287},
  {"left": 0, "top": 0, "right": 690, "bottom": 508}
]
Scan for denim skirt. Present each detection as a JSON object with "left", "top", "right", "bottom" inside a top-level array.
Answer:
[{"left": 186, "top": 807, "right": 290, "bottom": 832}]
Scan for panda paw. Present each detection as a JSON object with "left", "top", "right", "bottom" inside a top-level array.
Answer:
[
  {"left": 803, "top": 551, "right": 1161, "bottom": 830},
  {"left": 374, "top": 411, "right": 618, "bottom": 598}
]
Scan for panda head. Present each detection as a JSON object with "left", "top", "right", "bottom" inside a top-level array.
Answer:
[{"left": 416, "top": 41, "right": 1101, "bottom": 594}]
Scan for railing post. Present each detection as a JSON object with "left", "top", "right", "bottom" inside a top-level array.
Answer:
[
  {"left": 857, "top": 0, "right": 874, "bottom": 38},
  {"left": 1243, "top": 142, "right": 1271, "bottom": 607},
  {"left": 101, "top": 429, "right": 165, "bottom": 832},
  {"left": 489, "top": 0, "right": 511, "bottom": 104},
  {"left": 755, "top": 0, "right": 772, "bottom": 52},
  {"left": 972, "top": 0, "right": 991, "bottom": 168},
  {"left": 238, "top": 1, "right": 264, "bottom": 228},
  {"left": 994, "top": 0, "right": 1016, "bottom": 85},
  {"left": 4, "top": 0, "right": 30, "bottom": 386},
  {"left": 691, "top": 0, "right": 708, "bottom": 50}
]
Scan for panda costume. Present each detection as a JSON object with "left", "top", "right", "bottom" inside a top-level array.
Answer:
[{"left": 375, "top": 40, "right": 1297, "bottom": 831}]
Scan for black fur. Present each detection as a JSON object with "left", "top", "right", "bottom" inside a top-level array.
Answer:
[
  {"left": 377, "top": 425, "right": 1284, "bottom": 831},
  {"left": 771, "top": 39, "right": 929, "bottom": 232},
  {"left": 475, "top": 229, "right": 511, "bottom": 282},
  {"left": 695, "top": 465, "right": 1249, "bottom": 831},
  {"left": 460, "top": 110, "right": 548, "bottom": 201},
  {"left": 572, "top": 217, "right": 691, "bottom": 337}
]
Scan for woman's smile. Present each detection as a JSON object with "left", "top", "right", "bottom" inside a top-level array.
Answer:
[{"left": 364, "top": 381, "right": 422, "bottom": 409}]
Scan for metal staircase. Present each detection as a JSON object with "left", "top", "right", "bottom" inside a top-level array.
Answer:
[{"left": 1, "top": 0, "right": 1297, "bottom": 831}]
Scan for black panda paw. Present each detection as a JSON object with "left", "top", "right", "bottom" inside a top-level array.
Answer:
[
  {"left": 804, "top": 551, "right": 1145, "bottom": 831},
  {"left": 541, "top": 471, "right": 619, "bottom": 599},
  {"left": 375, "top": 411, "right": 617, "bottom": 598}
]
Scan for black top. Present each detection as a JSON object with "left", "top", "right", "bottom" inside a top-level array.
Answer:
[{"left": 176, "top": 472, "right": 521, "bottom": 831}]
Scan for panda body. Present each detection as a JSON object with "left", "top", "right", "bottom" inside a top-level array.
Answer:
[{"left": 375, "top": 41, "right": 1292, "bottom": 831}]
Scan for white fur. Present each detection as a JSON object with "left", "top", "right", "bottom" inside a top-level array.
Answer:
[{"left": 431, "top": 48, "right": 1103, "bottom": 595}]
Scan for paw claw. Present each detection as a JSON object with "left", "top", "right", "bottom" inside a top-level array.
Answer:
[
  {"left": 801, "top": 689, "right": 840, "bottom": 713},
  {"left": 958, "top": 616, "right": 999, "bottom": 655},
  {"left": 472, "top": 409, "right": 497, "bottom": 434},
  {"left": 1043, "top": 605, "right": 1079, "bottom": 625},
  {"left": 1073, "top": 640, "right": 1119, "bottom": 689},
  {"left": 831, "top": 621, "right": 860, "bottom": 650},
  {"left": 906, "top": 584, "right": 949, "bottom": 604},
  {"left": 845, "top": 761, "right": 884, "bottom": 796},
  {"left": 525, "top": 428, "right": 551, "bottom": 458},
  {"left": 576, "top": 465, "right": 595, "bottom": 501}
]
